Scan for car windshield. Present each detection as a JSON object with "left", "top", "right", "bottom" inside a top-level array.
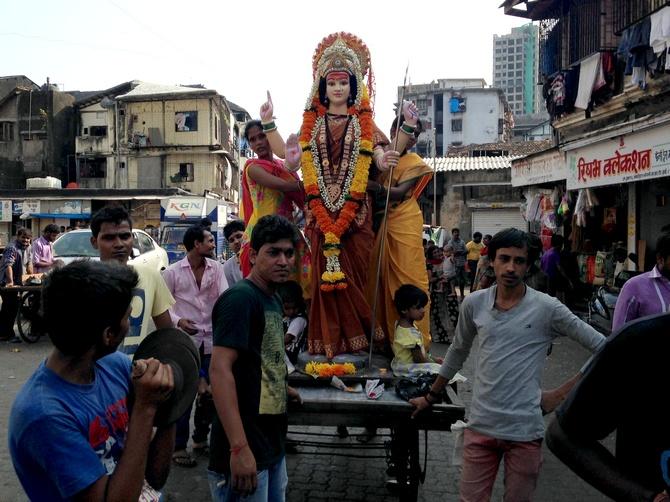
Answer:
[
  {"left": 161, "top": 226, "right": 187, "bottom": 246},
  {"left": 53, "top": 231, "right": 99, "bottom": 258}
]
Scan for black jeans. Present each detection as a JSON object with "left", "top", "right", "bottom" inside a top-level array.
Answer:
[
  {"left": 0, "top": 291, "right": 20, "bottom": 338},
  {"left": 175, "top": 351, "right": 213, "bottom": 450}
]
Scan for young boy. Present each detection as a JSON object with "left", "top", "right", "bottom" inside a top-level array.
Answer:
[
  {"left": 9, "top": 260, "right": 176, "bottom": 501},
  {"left": 391, "top": 284, "right": 443, "bottom": 377}
]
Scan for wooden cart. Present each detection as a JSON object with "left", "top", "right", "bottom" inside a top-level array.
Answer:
[{"left": 287, "top": 370, "right": 465, "bottom": 502}]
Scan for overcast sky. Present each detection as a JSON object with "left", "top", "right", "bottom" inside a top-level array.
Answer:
[{"left": 2, "top": 0, "right": 527, "bottom": 133}]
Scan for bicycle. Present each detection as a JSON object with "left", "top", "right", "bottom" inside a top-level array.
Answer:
[{"left": 17, "top": 288, "right": 44, "bottom": 343}]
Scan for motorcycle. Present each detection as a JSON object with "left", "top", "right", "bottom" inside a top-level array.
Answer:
[{"left": 587, "top": 269, "right": 642, "bottom": 335}]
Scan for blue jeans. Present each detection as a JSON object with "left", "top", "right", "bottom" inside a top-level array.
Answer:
[{"left": 207, "top": 456, "right": 287, "bottom": 502}]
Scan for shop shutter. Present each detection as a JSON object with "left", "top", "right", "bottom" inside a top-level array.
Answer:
[{"left": 471, "top": 208, "right": 528, "bottom": 237}]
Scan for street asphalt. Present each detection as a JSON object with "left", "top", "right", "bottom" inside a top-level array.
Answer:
[{"left": 0, "top": 333, "right": 612, "bottom": 501}]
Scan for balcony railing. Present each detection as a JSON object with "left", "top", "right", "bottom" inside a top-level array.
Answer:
[
  {"left": 539, "top": 0, "right": 619, "bottom": 73},
  {"left": 612, "top": 0, "right": 670, "bottom": 34}
]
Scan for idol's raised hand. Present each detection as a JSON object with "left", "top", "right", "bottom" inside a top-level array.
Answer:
[
  {"left": 260, "top": 91, "right": 274, "bottom": 123},
  {"left": 285, "top": 133, "right": 302, "bottom": 170},
  {"left": 402, "top": 100, "right": 419, "bottom": 126}
]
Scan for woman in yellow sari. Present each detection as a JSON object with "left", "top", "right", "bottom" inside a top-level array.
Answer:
[{"left": 366, "top": 118, "right": 433, "bottom": 349}]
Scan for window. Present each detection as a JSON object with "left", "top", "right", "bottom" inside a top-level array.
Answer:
[
  {"left": 516, "top": 86, "right": 523, "bottom": 92},
  {"left": 508, "top": 55, "right": 514, "bottom": 61},
  {"left": 138, "top": 233, "right": 155, "bottom": 254},
  {"left": 214, "top": 115, "right": 219, "bottom": 140},
  {"left": 79, "top": 158, "right": 106, "bottom": 178},
  {"left": 516, "top": 71, "right": 523, "bottom": 77},
  {"left": 89, "top": 126, "right": 107, "bottom": 137},
  {"left": 175, "top": 111, "right": 198, "bottom": 132},
  {"left": 451, "top": 119, "right": 463, "bottom": 132},
  {"left": 178, "top": 163, "right": 194, "bottom": 181},
  {"left": 516, "top": 54, "right": 523, "bottom": 60},
  {"left": 516, "top": 63, "right": 523, "bottom": 69},
  {"left": 0, "top": 122, "right": 14, "bottom": 141}
]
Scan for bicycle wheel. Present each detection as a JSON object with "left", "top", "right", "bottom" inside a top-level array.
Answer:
[{"left": 17, "top": 292, "right": 42, "bottom": 343}]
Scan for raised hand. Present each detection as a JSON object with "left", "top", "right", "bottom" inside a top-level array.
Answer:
[
  {"left": 285, "top": 133, "right": 302, "bottom": 170},
  {"left": 260, "top": 91, "right": 274, "bottom": 123},
  {"left": 402, "top": 100, "right": 419, "bottom": 126}
]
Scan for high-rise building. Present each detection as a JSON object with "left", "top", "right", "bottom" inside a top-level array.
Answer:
[
  {"left": 398, "top": 79, "right": 513, "bottom": 157},
  {"left": 492, "top": 23, "right": 543, "bottom": 116}
]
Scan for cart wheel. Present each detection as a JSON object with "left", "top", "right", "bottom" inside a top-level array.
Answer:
[{"left": 17, "top": 292, "right": 42, "bottom": 343}]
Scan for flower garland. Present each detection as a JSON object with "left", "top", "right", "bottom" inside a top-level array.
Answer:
[
  {"left": 305, "top": 361, "right": 356, "bottom": 378},
  {"left": 300, "top": 87, "right": 373, "bottom": 292}
]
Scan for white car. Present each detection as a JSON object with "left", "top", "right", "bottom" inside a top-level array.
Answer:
[{"left": 53, "top": 229, "right": 169, "bottom": 272}]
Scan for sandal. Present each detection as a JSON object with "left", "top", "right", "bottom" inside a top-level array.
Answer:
[
  {"left": 192, "top": 442, "right": 209, "bottom": 456},
  {"left": 172, "top": 450, "right": 197, "bottom": 468}
]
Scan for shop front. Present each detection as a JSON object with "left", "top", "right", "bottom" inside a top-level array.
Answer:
[
  {"left": 512, "top": 147, "right": 569, "bottom": 251},
  {"left": 563, "top": 116, "right": 670, "bottom": 284}
]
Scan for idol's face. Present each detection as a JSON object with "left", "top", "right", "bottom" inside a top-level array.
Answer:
[{"left": 326, "top": 75, "right": 350, "bottom": 108}]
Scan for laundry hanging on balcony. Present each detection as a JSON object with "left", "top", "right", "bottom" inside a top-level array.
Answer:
[{"left": 575, "top": 53, "right": 604, "bottom": 110}]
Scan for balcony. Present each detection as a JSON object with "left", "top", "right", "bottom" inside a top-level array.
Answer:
[
  {"left": 539, "top": 0, "right": 619, "bottom": 74},
  {"left": 612, "top": 0, "right": 670, "bottom": 34}
]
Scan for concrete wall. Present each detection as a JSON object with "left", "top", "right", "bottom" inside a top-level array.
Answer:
[
  {"left": 126, "top": 152, "right": 225, "bottom": 194},
  {"left": 126, "top": 97, "right": 217, "bottom": 147},
  {"left": 443, "top": 90, "right": 504, "bottom": 147},
  {"left": 77, "top": 102, "right": 113, "bottom": 154},
  {"left": 0, "top": 88, "right": 75, "bottom": 186},
  {"left": 439, "top": 168, "right": 522, "bottom": 238}
]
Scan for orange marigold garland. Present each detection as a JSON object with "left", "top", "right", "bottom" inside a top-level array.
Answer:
[{"left": 300, "top": 88, "right": 373, "bottom": 292}]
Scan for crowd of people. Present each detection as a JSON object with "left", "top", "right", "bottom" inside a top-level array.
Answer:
[{"left": 5, "top": 29, "right": 670, "bottom": 502}]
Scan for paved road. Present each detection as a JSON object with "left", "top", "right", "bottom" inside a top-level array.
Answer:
[{"left": 0, "top": 335, "right": 612, "bottom": 501}]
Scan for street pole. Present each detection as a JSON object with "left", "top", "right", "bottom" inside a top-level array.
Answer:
[{"left": 432, "top": 129, "right": 437, "bottom": 227}]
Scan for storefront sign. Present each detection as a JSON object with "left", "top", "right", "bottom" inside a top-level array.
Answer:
[
  {"left": 512, "top": 149, "right": 567, "bottom": 187},
  {"left": 164, "top": 197, "right": 206, "bottom": 219},
  {"left": 21, "top": 200, "right": 41, "bottom": 214},
  {"left": 567, "top": 124, "right": 670, "bottom": 189},
  {"left": 0, "top": 200, "right": 12, "bottom": 222},
  {"left": 50, "top": 200, "right": 82, "bottom": 214}
]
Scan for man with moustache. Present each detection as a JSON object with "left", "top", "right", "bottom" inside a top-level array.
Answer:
[{"left": 411, "top": 228, "right": 606, "bottom": 502}]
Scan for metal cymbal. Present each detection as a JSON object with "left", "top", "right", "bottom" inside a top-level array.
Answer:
[{"left": 131, "top": 328, "right": 200, "bottom": 426}]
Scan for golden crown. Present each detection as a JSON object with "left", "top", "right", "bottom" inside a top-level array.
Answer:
[{"left": 307, "top": 32, "right": 375, "bottom": 110}]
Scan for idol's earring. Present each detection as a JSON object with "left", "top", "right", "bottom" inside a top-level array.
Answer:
[
  {"left": 347, "top": 96, "right": 354, "bottom": 107},
  {"left": 324, "top": 97, "right": 330, "bottom": 105}
]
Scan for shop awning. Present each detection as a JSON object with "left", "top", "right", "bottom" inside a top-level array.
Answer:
[{"left": 28, "top": 213, "right": 92, "bottom": 219}]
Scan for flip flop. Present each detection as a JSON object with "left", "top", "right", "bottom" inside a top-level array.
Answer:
[
  {"left": 192, "top": 443, "right": 210, "bottom": 456},
  {"left": 172, "top": 450, "right": 197, "bottom": 468}
]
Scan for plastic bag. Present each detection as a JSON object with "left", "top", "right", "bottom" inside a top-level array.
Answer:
[{"left": 451, "top": 420, "right": 468, "bottom": 466}]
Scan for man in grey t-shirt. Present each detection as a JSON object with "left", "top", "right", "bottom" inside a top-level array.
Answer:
[
  {"left": 222, "top": 220, "right": 245, "bottom": 287},
  {"left": 411, "top": 228, "right": 606, "bottom": 502}
]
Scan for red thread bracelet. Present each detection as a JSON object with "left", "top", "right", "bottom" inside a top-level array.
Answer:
[{"left": 230, "top": 442, "right": 248, "bottom": 455}]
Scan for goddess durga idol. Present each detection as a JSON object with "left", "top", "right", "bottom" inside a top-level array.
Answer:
[{"left": 261, "top": 33, "right": 417, "bottom": 359}]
